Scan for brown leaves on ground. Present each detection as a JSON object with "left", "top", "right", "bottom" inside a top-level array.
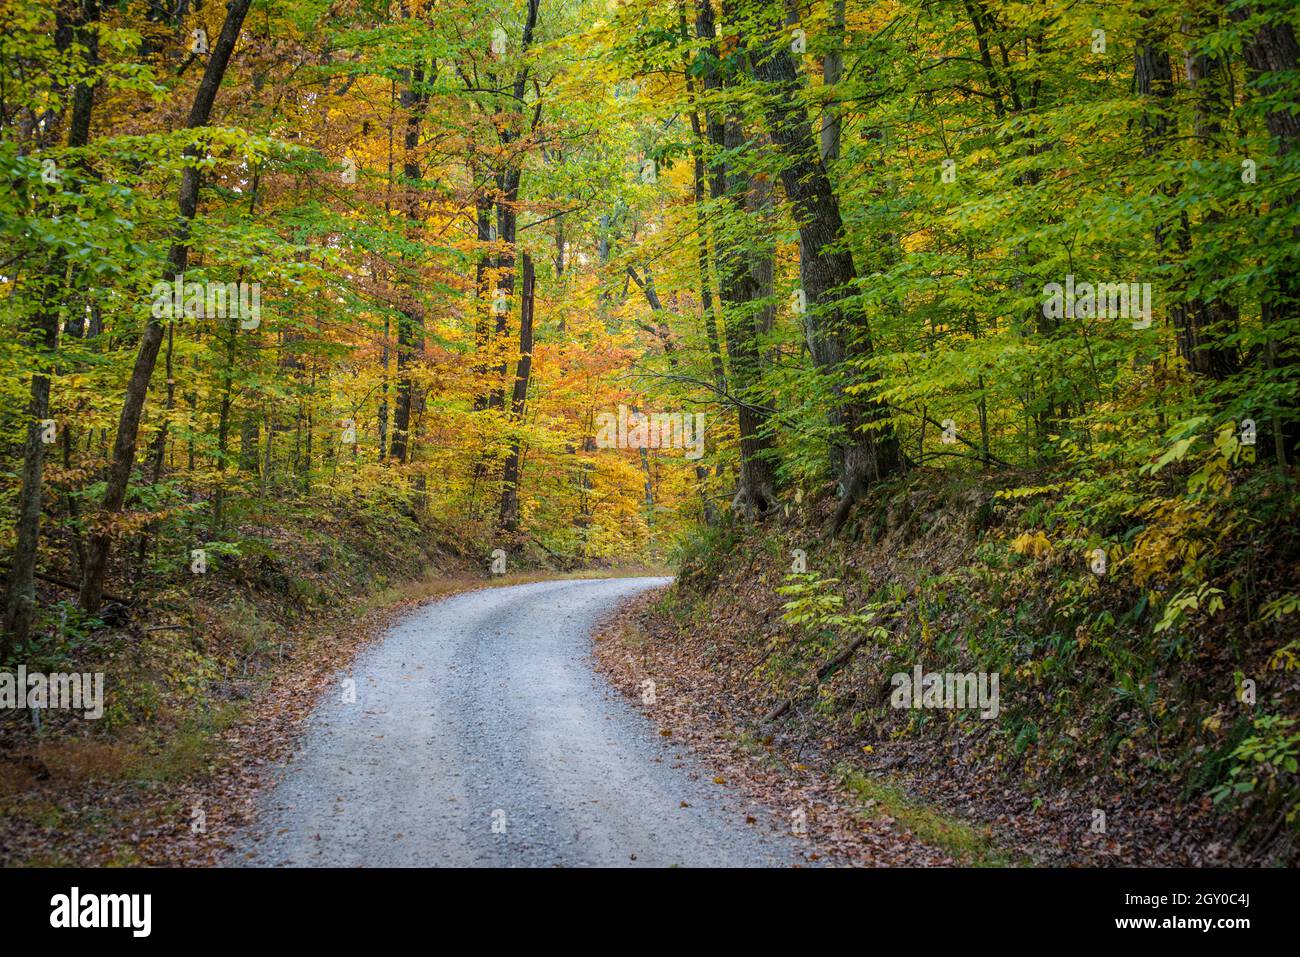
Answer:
[
  {"left": 0, "top": 569, "right": 511, "bottom": 867},
  {"left": 593, "top": 590, "right": 955, "bottom": 867},
  {"left": 597, "top": 498, "right": 1268, "bottom": 868}
]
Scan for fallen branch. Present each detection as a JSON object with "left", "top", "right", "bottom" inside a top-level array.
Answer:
[
  {"left": 763, "top": 630, "right": 873, "bottom": 724},
  {"left": 0, "top": 564, "right": 129, "bottom": 606}
]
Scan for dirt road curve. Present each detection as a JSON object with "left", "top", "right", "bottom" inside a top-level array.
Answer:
[{"left": 231, "top": 577, "right": 803, "bottom": 867}]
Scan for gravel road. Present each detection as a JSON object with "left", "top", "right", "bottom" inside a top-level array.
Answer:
[{"left": 230, "top": 577, "right": 804, "bottom": 867}]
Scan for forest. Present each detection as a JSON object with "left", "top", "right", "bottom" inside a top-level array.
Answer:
[{"left": 1, "top": 0, "right": 1298, "bottom": 869}]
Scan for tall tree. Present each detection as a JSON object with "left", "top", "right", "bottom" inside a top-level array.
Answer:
[
  {"left": 698, "top": 0, "right": 777, "bottom": 516},
  {"left": 78, "top": 0, "right": 254, "bottom": 611},
  {"left": 390, "top": 58, "right": 434, "bottom": 464},
  {"left": 744, "top": 5, "right": 900, "bottom": 530},
  {"left": 1135, "top": 16, "right": 1239, "bottom": 382},
  {"left": 4, "top": 0, "right": 101, "bottom": 648},
  {"left": 499, "top": 252, "right": 535, "bottom": 530}
]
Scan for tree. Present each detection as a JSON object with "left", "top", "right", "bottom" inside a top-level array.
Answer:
[
  {"left": 744, "top": 5, "right": 900, "bottom": 530},
  {"left": 78, "top": 0, "right": 254, "bottom": 612},
  {"left": 4, "top": 0, "right": 102, "bottom": 648}
]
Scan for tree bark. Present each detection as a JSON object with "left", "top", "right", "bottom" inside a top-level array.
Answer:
[
  {"left": 682, "top": 7, "right": 728, "bottom": 398},
  {"left": 746, "top": 16, "right": 900, "bottom": 529},
  {"left": 1135, "top": 22, "right": 1239, "bottom": 382},
  {"left": 472, "top": 189, "right": 496, "bottom": 412},
  {"left": 820, "top": 0, "right": 845, "bottom": 165},
  {"left": 391, "top": 62, "right": 432, "bottom": 464},
  {"left": 486, "top": 0, "right": 540, "bottom": 412},
  {"left": 1228, "top": 1, "right": 1299, "bottom": 452},
  {"left": 699, "top": 0, "right": 777, "bottom": 518},
  {"left": 499, "top": 253, "right": 535, "bottom": 530}
]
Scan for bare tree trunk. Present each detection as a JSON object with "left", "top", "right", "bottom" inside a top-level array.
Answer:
[
  {"left": 1182, "top": 8, "right": 1241, "bottom": 380},
  {"left": 489, "top": 174, "right": 518, "bottom": 412},
  {"left": 683, "top": 29, "right": 728, "bottom": 524},
  {"left": 239, "top": 418, "right": 260, "bottom": 473},
  {"left": 682, "top": 9, "right": 728, "bottom": 398},
  {"left": 391, "top": 60, "right": 432, "bottom": 463},
  {"left": 377, "top": 313, "right": 390, "bottom": 460},
  {"left": 1229, "top": 1, "right": 1300, "bottom": 452},
  {"left": 5, "top": 282, "right": 62, "bottom": 646},
  {"left": 749, "top": 158, "right": 777, "bottom": 352},
  {"left": 639, "top": 445, "right": 655, "bottom": 520},
  {"left": 59, "top": 288, "right": 91, "bottom": 576},
  {"left": 1229, "top": 2, "right": 1300, "bottom": 144},
  {"left": 1136, "top": 22, "right": 1239, "bottom": 382},
  {"left": 486, "top": 0, "right": 541, "bottom": 412},
  {"left": 820, "top": 0, "right": 845, "bottom": 165},
  {"left": 472, "top": 190, "right": 496, "bottom": 413},
  {"left": 212, "top": 291, "right": 242, "bottom": 533},
  {"left": 211, "top": 180, "right": 260, "bottom": 534}
]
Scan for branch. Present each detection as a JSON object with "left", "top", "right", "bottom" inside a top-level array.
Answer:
[
  {"left": 888, "top": 404, "right": 1015, "bottom": 468},
  {"left": 0, "top": 563, "right": 129, "bottom": 605},
  {"left": 626, "top": 367, "right": 774, "bottom": 417}
]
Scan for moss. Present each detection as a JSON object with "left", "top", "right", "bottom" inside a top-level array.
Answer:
[
  {"left": 122, "top": 702, "right": 246, "bottom": 783},
  {"left": 835, "top": 764, "right": 1022, "bottom": 866}
]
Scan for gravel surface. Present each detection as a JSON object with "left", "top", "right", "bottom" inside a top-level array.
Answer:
[{"left": 230, "top": 577, "right": 804, "bottom": 867}]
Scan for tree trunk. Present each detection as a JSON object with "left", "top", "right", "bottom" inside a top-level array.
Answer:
[
  {"left": 489, "top": 171, "right": 519, "bottom": 411},
  {"left": 486, "top": 0, "right": 540, "bottom": 412},
  {"left": 1135, "top": 22, "right": 1239, "bottom": 382},
  {"left": 1229, "top": 1, "right": 1300, "bottom": 452},
  {"left": 1181, "top": 9, "right": 1241, "bottom": 380},
  {"left": 499, "top": 253, "right": 535, "bottom": 531},
  {"left": 390, "top": 61, "right": 432, "bottom": 464},
  {"left": 699, "top": 0, "right": 777, "bottom": 518},
  {"left": 6, "top": 0, "right": 101, "bottom": 647},
  {"left": 682, "top": 10, "right": 728, "bottom": 398},
  {"left": 746, "top": 16, "right": 900, "bottom": 529},
  {"left": 472, "top": 190, "right": 496, "bottom": 412},
  {"left": 239, "top": 418, "right": 260, "bottom": 473},
  {"left": 820, "top": 0, "right": 845, "bottom": 165},
  {"left": 78, "top": 0, "right": 253, "bottom": 612}
]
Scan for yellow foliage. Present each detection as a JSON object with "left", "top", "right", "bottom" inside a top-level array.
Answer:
[{"left": 1010, "top": 531, "right": 1052, "bottom": 557}]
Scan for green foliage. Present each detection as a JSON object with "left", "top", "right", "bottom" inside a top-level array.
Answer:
[
  {"left": 777, "top": 572, "right": 889, "bottom": 639},
  {"left": 1211, "top": 714, "right": 1300, "bottom": 826}
]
